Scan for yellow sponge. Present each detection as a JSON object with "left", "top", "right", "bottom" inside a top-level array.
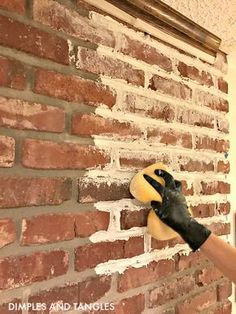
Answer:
[{"left": 130, "top": 163, "right": 180, "bottom": 241}]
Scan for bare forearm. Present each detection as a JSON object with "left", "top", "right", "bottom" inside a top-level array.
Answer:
[{"left": 201, "top": 233, "right": 236, "bottom": 284}]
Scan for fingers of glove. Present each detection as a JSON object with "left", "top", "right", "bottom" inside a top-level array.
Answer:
[
  {"left": 154, "top": 169, "right": 176, "bottom": 189},
  {"left": 143, "top": 174, "right": 164, "bottom": 197}
]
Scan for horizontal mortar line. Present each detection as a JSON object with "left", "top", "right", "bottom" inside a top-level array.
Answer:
[
  {"left": 93, "top": 234, "right": 228, "bottom": 276},
  {"left": 0, "top": 45, "right": 99, "bottom": 81},
  {"left": 0, "top": 268, "right": 96, "bottom": 303},
  {"left": 93, "top": 110, "right": 229, "bottom": 140},
  {"left": 90, "top": 12, "right": 226, "bottom": 77},
  {"left": 96, "top": 45, "right": 228, "bottom": 99},
  {"left": 99, "top": 76, "right": 229, "bottom": 119},
  {"left": 0, "top": 8, "right": 99, "bottom": 50}
]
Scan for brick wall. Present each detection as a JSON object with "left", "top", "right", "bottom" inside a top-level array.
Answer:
[{"left": 0, "top": 0, "right": 232, "bottom": 313}]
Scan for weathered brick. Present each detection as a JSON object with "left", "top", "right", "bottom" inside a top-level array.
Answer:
[
  {"left": 0, "top": 135, "right": 15, "bottom": 167},
  {"left": 197, "top": 266, "right": 224, "bottom": 285},
  {"left": 216, "top": 202, "right": 230, "bottom": 215},
  {"left": 0, "top": 250, "right": 68, "bottom": 290},
  {"left": 178, "top": 61, "right": 213, "bottom": 86},
  {"left": 181, "top": 180, "right": 194, "bottom": 196},
  {"left": 148, "top": 274, "right": 195, "bottom": 307},
  {"left": 147, "top": 128, "right": 192, "bottom": 149},
  {"left": 0, "top": 16, "right": 69, "bottom": 64},
  {"left": 0, "top": 96, "right": 65, "bottom": 132},
  {"left": 200, "top": 181, "right": 230, "bottom": 195},
  {"left": 21, "top": 211, "right": 110, "bottom": 245},
  {"left": 176, "top": 288, "right": 217, "bottom": 313},
  {"left": 117, "top": 259, "right": 175, "bottom": 292},
  {"left": 195, "top": 136, "right": 229, "bottom": 153},
  {"left": 0, "top": 299, "right": 22, "bottom": 314},
  {"left": 71, "top": 112, "right": 142, "bottom": 139},
  {"left": 207, "top": 222, "right": 230, "bottom": 236},
  {"left": 191, "top": 203, "right": 215, "bottom": 218},
  {"left": 179, "top": 158, "right": 214, "bottom": 172},
  {"left": 22, "top": 139, "right": 110, "bottom": 169},
  {"left": 216, "top": 117, "right": 229, "bottom": 133},
  {"left": 120, "top": 208, "right": 149, "bottom": 229},
  {"left": 0, "top": 56, "right": 27, "bottom": 90},
  {"left": 209, "top": 300, "right": 232, "bottom": 314},
  {"left": 75, "top": 211, "right": 110, "bottom": 237},
  {"left": 77, "top": 47, "right": 145, "bottom": 86},
  {"left": 34, "top": 69, "right": 116, "bottom": 108},
  {"left": 78, "top": 178, "right": 131, "bottom": 203},
  {"left": 118, "top": 35, "right": 172, "bottom": 72},
  {"left": 109, "top": 294, "right": 145, "bottom": 314},
  {"left": 0, "top": 176, "right": 71, "bottom": 209},
  {"left": 218, "top": 78, "right": 228, "bottom": 93},
  {"left": 75, "top": 237, "right": 144, "bottom": 271},
  {"left": 0, "top": 0, "right": 25, "bottom": 14},
  {"left": 33, "top": 0, "right": 115, "bottom": 47},
  {"left": 217, "top": 160, "right": 230, "bottom": 173},
  {"left": 177, "top": 251, "right": 207, "bottom": 271},
  {"left": 149, "top": 75, "right": 192, "bottom": 100},
  {"left": 195, "top": 90, "right": 229, "bottom": 112},
  {"left": 217, "top": 280, "right": 232, "bottom": 301},
  {"left": 125, "top": 93, "right": 175, "bottom": 122},
  {"left": 0, "top": 218, "right": 16, "bottom": 248},
  {"left": 151, "top": 236, "right": 184, "bottom": 250},
  {"left": 176, "top": 107, "right": 214, "bottom": 129}
]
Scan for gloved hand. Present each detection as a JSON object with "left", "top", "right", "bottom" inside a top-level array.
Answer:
[{"left": 144, "top": 169, "right": 211, "bottom": 251}]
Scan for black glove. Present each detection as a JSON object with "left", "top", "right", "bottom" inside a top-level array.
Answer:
[{"left": 144, "top": 169, "right": 211, "bottom": 251}]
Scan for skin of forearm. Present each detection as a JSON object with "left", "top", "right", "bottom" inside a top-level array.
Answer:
[{"left": 200, "top": 233, "right": 236, "bottom": 284}]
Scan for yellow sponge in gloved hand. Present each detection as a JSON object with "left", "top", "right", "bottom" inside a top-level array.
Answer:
[{"left": 130, "top": 162, "right": 190, "bottom": 241}]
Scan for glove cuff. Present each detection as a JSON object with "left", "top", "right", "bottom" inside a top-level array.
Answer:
[{"left": 180, "top": 218, "right": 211, "bottom": 251}]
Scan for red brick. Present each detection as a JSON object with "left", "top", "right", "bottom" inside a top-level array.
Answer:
[
  {"left": 200, "top": 181, "right": 230, "bottom": 195},
  {"left": 176, "top": 288, "right": 217, "bottom": 313},
  {"left": 217, "top": 280, "right": 232, "bottom": 301},
  {"left": 75, "top": 211, "right": 110, "bottom": 237},
  {"left": 34, "top": 69, "right": 116, "bottom": 108},
  {"left": 207, "top": 222, "right": 230, "bottom": 236},
  {"left": 179, "top": 158, "right": 214, "bottom": 172},
  {"left": 0, "top": 0, "right": 25, "bottom": 14},
  {"left": 181, "top": 180, "right": 194, "bottom": 196},
  {"left": 71, "top": 112, "right": 142, "bottom": 139},
  {"left": 75, "top": 237, "right": 144, "bottom": 271},
  {"left": 177, "top": 251, "right": 207, "bottom": 271},
  {"left": 216, "top": 117, "right": 229, "bottom": 133},
  {"left": 22, "top": 139, "right": 110, "bottom": 169},
  {"left": 0, "top": 299, "right": 22, "bottom": 314},
  {"left": 191, "top": 203, "right": 215, "bottom": 218},
  {"left": 216, "top": 202, "right": 230, "bottom": 215},
  {"left": 148, "top": 274, "right": 194, "bottom": 307},
  {"left": 0, "top": 176, "right": 71, "bottom": 209},
  {"left": 112, "top": 294, "right": 145, "bottom": 314},
  {"left": 218, "top": 78, "right": 228, "bottom": 93},
  {"left": 209, "top": 300, "right": 232, "bottom": 314},
  {"left": 0, "top": 96, "right": 65, "bottom": 133},
  {"left": 147, "top": 128, "right": 192, "bottom": 149},
  {"left": 33, "top": 0, "right": 115, "bottom": 47},
  {"left": 125, "top": 93, "right": 175, "bottom": 122},
  {"left": 117, "top": 259, "right": 175, "bottom": 292},
  {"left": 77, "top": 47, "right": 145, "bottom": 86},
  {"left": 197, "top": 266, "right": 224, "bottom": 286},
  {"left": 21, "top": 214, "right": 75, "bottom": 245},
  {"left": 195, "top": 90, "right": 229, "bottom": 112},
  {"left": 0, "top": 56, "right": 26, "bottom": 90},
  {"left": 0, "top": 16, "right": 69, "bottom": 64},
  {"left": 217, "top": 160, "right": 230, "bottom": 173},
  {"left": 120, "top": 208, "right": 149, "bottom": 229},
  {"left": 178, "top": 61, "right": 213, "bottom": 87},
  {"left": 151, "top": 236, "right": 184, "bottom": 250},
  {"left": 0, "top": 218, "right": 16, "bottom": 248},
  {"left": 176, "top": 107, "right": 214, "bottom": 129},
  {"left": 79, "top": 275, "right": 111, "bottom": 303},
  {"left": 78, "top": 178, "right": 131, "bottom": 203},
  {"left": 0, "top": 135, "right": 15, "bottom": 167},
  {"left": 118, "top": 35, "right": 172, "bottom": 72},
  {"left": 149, "top": 75, "right": 192, "bottom": 100},
  {"left": 195, "top": 136, "right": 229, "bottom": 153},
  {"left": 0, "top": 250, "right": 68, "bottom": 290},
  {"left": 120, "top": 154, "right": 171, "bottom": 170}
]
